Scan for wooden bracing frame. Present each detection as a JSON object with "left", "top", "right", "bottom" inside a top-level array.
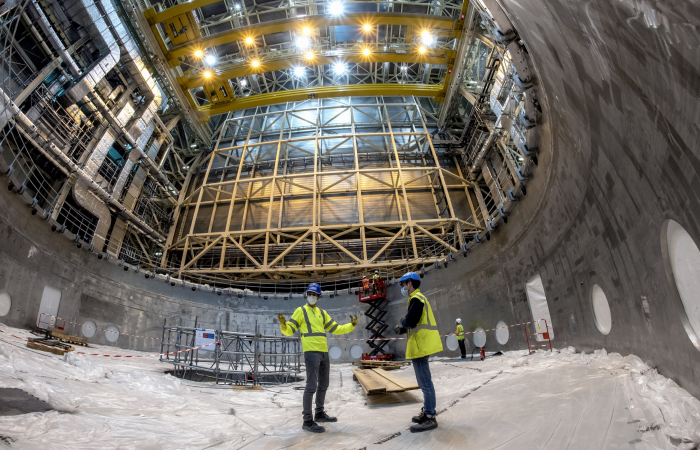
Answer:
[{"left": 165, "top": 97, "right": 486, "bottom": 281}]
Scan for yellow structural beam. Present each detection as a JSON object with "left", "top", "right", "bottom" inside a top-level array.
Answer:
[
  {"left": 144, "top": 0, "right": 223, "bottom": 25},
  {"left": 168, "top": 13, "right": 459, "bottom": 63},
  {"left": 195, "top": 84, "right": 444, "bottom": 121},
  {"left": 179, "top": 50, "right": 455, "bottom": 89}
]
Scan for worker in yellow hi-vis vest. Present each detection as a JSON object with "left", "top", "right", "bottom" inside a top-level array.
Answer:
[
  {"left": 394, "top": 272, "right": 443, "bottom": 433},
  {"left": 456, "top": 318, "right": 467, "bottom": 360},
  {"left": 278, "top": 283, "right": 358, "bottom": 433}
]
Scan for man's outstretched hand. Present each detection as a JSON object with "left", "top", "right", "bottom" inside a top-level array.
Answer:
[
  {"left": 278, "top": 313, "right": 287, "bottom": 327},
  {"left": 351, "top": 315, "right": 358, "bottom": 326},
  {"left": 394, "top": 324, "right": 406, "bottom": 335}
]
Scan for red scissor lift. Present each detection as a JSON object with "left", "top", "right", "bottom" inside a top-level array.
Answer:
[{"left": 359, "top": 278, "right": 392, "bottom": 360}]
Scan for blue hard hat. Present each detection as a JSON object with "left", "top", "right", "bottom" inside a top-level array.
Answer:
[
  {"left": 399, "top": 272, "right": 420, "bottom": 282},
  {"left": 306, "top": 283, "right": 322, "bottom": 295}
]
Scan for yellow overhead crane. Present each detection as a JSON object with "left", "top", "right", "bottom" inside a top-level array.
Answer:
[{"left": 144, "top": 2, "right": 467, "bottom": 121}]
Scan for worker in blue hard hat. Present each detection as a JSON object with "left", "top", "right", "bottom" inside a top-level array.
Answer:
[
  {"left": 394, "top": 271, "right": 443, "bottom": 433},
  {"left": 278, "top": 282, "right": 358, "bottom": 433}
]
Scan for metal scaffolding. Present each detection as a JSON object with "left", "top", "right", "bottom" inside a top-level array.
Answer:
[
  {"left": 164, "top": 96, "right": 488, "bottom": 281},
  {"left": 160, "top": 322, "right": 303, "bottom": 385}
]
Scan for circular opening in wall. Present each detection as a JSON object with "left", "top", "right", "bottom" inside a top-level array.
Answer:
[
  {"left": 590, "top": 284, "right": 612, "bottom": 335},
  {"left": 663, "top": 220, "right": 700, "bottom": 350},
  {"left": 0, "top": 292, "right": 11, "bottom": 317},
  {"left": 445, "top": 334, "right": 459, "bottom": 351},
  {"left": 82, "top": 320, "right": 97, "bottom": 338},
  {"left": 105, "top": 325, "right": 120, "bottom": 342},
  {"left": 328, "top": 345, "right": 342, "bottom": 360},
  {"left": 495, "top": 320, "right": 509, "bottom": 345},
  {"left": 350, "top": 345, "right": 363, "bottom": 359},
  {"left": 473, "top": 327, "right": 486, "bottom": 348}
]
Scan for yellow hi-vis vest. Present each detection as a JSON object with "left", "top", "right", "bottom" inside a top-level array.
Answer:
[
  {"left": 281, "top": 304, "right": 355, "bottom": 352},
  {"left": 456, "top": 324, "right": 465, "bottom": 340},
  {"left": 405, "top": 289, "right": 443, "bottom": 359}
]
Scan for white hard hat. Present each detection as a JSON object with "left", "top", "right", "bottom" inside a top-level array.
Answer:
[{"left": 456, "top": 318, "right": 462, "bottom": 323}]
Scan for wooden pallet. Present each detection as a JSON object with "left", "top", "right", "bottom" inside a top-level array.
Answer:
[
  {"left": 48, "top": 328, "right": 88, "bottom": 346},
  {"left": 352, "top": 368, "right": 419, "bottom": 395},
  {"left": 27, "top": 339, "right": 75, "bottom": 356},
  {"left": 352, "top": 360, "right": 411, "bottom": 371}
]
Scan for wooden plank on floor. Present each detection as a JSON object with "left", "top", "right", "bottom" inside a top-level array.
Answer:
[
  {"left": 361, "top": 368, "right": 405, "bottom": 393},
  {"left": 371, "top": 368, "right": 420, "bottom": 391},
  {"left": 352, "top": 369, "right": 387, "bottom": 395}
]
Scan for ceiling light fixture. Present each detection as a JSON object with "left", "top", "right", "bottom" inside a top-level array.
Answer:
[
  {"left": 205, "top": 55, "right": 216, "bottom": 65},
  {"left": 240, "top": 79, "right": 247, "bottom": 86},
  {"left": 305, "top": 52, "right": 314, "bottom": 60},
  {"left": 419, "top": 46, "right": 427, "bottom": 54},
  {"left": 203, "top": 71, "right": 212, "bottom": 78},
  {"left": 251, "top": 59, "right": 260, "bottom": 67},
  {"left": 294, "top": 66, "right": 305, "bottom": 77},
  {"left": 334, "top": 63, "right": 345, "bottom": 74},
  {"left": 194, "top": 49, "right": 203, "bottom": 57},
  {"left": 362, "top": 48, "right": 371, "bottom": 56},
  {"left": 302, "top": 27, "right": 311, "bottom": 36},
  {"left": 328, "top": 2, "right": 342, "bottom": 15},
  {"left": 363, "top": 23, "right": 371, "bottom": 32},
  {"left": 245, "top": 37, "right": 253, "bottom": 45},
  {"left": 234, "top": 3, "right": 241, "bottom": 10},
  {"left": 297, "top": 37, "right": 310, "bottom": 49}
]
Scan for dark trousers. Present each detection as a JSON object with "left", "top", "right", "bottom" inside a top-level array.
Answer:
[
  {"left": 458, "top": 339, "right": 467, "bottom": 358},
  {"left": 303, "top": 351, "right": 330, "bottom": 422}
]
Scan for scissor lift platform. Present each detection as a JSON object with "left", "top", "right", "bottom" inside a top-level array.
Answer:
[{"left": 358, "top": 279, "right": 392, "bottom": 359}]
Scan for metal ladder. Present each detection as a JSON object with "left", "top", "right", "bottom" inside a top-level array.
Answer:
[{"left": 364, "top": 299, "right": 390, "bottom": 356}]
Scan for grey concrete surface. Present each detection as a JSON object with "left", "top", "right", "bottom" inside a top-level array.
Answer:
[{"left": 1, "top": 0, "right": 699, "bottom": 398}]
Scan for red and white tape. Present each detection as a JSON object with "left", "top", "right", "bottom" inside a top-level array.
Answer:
[
  {"left": 329, "top": 320, "right": 544, "bottom": 341},
  {"left": 39, "top": 314, "right": 164, "bottom": 342},
  {"left": 0, "top": 328, "right": 219, "bottom": 358}
]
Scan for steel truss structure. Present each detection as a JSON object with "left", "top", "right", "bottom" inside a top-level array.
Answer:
[
  {"left": 164, "top": 96, "right": 494, "bottom": 282},
  {"left": 161, "top": 323, "right": 303, "bottom": 384},
  {"left": 142, "top": 0, "right": 470, "bottom": 120}
]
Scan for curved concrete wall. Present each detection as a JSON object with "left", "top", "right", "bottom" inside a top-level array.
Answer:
[{"left": 1, "top": 0, "right": 699, "bottom": 397}]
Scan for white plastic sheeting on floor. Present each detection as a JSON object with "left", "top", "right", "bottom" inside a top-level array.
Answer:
[{"left": 1, "top": 323, "right": 699, "bottom": 449}]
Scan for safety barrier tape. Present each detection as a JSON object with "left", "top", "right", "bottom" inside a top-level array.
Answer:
[
  {"left": 41, "top": 314, "right": 548, "bottom": 343},
  {"left": 39, "top": 314, "right": 165, "bottom": 342},
  {"left": 0, "top": 328, "right": 220, "bottom": 358},
  {"left": 329, "top": 320, "right": 546, "bottom": 341}
]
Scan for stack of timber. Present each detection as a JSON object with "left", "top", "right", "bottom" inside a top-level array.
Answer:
[
  {"left": 47, "top": 328, "right": 88, "bottom": 346},
  {"left": 352, "top": 368, "right": 419, "bottom": 395},
  {"left": 27, "top": 339, "right": 75, "bottom": 356},
  {"left": 352, "top": 360, "right": 411, "bottom": 371}
]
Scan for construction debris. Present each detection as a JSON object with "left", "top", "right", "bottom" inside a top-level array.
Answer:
[
  {"left": 352, "top": 368, "right": 419, "bottom": 395},
  {"left": 47, "top": 328, "right": 88, "bottom": 347},
  {"left": 26, "top": 339, "right": 74, "bottom": 356}
]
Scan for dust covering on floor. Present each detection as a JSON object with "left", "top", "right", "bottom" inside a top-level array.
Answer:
[{"left": 1, "top": 323, "right": 699, "bottom": 449}]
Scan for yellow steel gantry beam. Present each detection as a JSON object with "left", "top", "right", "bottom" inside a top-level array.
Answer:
[
  {"left": 166, "top": 13, "right": 461, "bottom": 64},
  {"left": 144, "top": 0, "right": 223, "bottom": 25},
  {"left": 195, "top": 84, "right": 444, "bottom": 121},
  {"left": 179, "top": 50, "right": 455, "bottom": 89}
]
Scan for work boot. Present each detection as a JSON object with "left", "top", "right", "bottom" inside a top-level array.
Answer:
[
  {"left": 412, "top": 409, "right": 427, "bottom": 423},
  {"left": 459, "top": 356, "right": 467, "bottom": 360},
  {"left": 302, "top": 420, "right": 325, "bottom": 433},
  {"left": 410, "top": 417, "right": 438, "bottom": 433},
  {"left": 314, "top": 411, "right": 337, "bottom": 422}
]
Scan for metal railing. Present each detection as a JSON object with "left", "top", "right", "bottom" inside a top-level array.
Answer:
[{"left": 161, "top": 321, "right": 303, "bottom": 385}]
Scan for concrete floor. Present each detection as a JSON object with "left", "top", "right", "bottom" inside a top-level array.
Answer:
[{"left": 1, "top": 324, "right": 698, "bottom": 449}]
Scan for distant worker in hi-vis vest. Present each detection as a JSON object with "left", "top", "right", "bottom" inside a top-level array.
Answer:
[
  {"left": 394, "top": 271, "right": 443, "bottom": 433},
  {"left": 456, "top": 318, "right": 467, "bottom": 360},
  {"left": 278, "top": 283, "right": 358, "bottom": 433}
]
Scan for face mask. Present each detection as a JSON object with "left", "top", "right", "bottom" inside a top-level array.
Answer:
[
  {"left": 307, "top": 294, "right": 318, "bottom": 305},
  {"left": 400, "top": 287, "right": 408, "bottom": 296}
]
